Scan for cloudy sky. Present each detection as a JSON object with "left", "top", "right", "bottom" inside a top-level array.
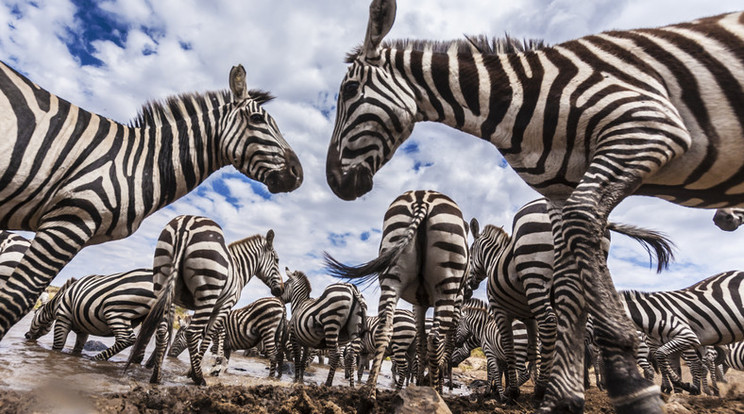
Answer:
[{"left": 2, "top": 0, "right": 743, "bottom": 312}]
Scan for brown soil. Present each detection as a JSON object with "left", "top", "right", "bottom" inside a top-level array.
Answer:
[{"left": 3, "top": 364, "right": 744, "bottom": 413}]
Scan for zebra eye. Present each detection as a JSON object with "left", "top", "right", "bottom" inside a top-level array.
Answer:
[
  {"left": 249, "top": 113, "right": 264, "bottom": 123},
  {"left": 342, "top": 81, "right": 359, "bottom": 100}
]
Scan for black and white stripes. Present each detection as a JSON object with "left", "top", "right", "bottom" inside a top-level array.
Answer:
[{"left": 0, "top": 62, "right": 302, "bottom": 340}]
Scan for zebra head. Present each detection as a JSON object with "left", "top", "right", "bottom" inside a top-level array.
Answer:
[
  {"left": 222, "top": 64, "right": 303, "bottom": 194},
  {"left": 469, "top": 218, "right": 510, "bottom": 290},
  {"left": 713, "top": 208, "right": 744, "bottom": 232},
  {"left": 326, "top": 0, "right": 419, "bottom": 200},
  {"left": 253, "top": 230, "right": 284, "bottom": 297},
  {"left": 454, "top": 315, "right": 471, "bottom": 349},
  {"left": 282, "top": 267, "right": 311, "bottom": 306}
]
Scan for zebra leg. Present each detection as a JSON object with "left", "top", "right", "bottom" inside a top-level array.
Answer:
[
  {"left": 149, "top": 319, "right": 170, "bottom": 384},
  {"left": 262, "top": 336, "right": 278, "bottom": 379},
  {"left": 484, "top": 343, "right": 505, "bottom": 400},
  {"left": 209, "top": 329, "right": 227, "bottom": 376},
  {"left": 654, "top": 332, "right": 700, "bottom": 394},
  {"left": 94, "top": 320, "right": 135, "bottom": 360},
  {"left": 365, "top": 289, "right": 398, "bottom": 396},
  {"left": 684, "top": 348, "right": 710, "bottom": 396},
  {"left": 52, "top": 319, "right": 72, "bottom": 352},
  {"left": 0, "top": 225, "right": 87, "bottom": 339},
  {"left": 414, "top": 305, "right": 427, "bottom": 386},
  {"left": 323, "top": 327, "right": 341, "bottom": 387},
  {"left": 493, "top": 314, "right": 520, "bottom": 402},
  {"left": 72, "top": 332, "right": 89, "bottom": 355}
]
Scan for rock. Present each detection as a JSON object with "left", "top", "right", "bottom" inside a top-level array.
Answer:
[
  {"left": 83, "top": 340, "right": 108, "bottom": 352},
  {"left": 664, "top": 401, "right": 691, "bottom": 414},
  {"left": 391, "top": 386, "right": 452, "bottom": 414}
]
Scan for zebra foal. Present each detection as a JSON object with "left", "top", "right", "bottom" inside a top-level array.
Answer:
[
  {"left": 325, "top": 190, "right": 469, "bottom": 397},
  {"left": 25, "top": 269, "right": 155, "bottom": 361},
  {"left": 281, "top": 268, "right": 367, "bottom": 387},
  {"left": 127, "top": 215, "right": 285, "bottom": 386},
  {"left": 0, "top": 62, "right": 302, "bottom": 339},
  {"left": 326, "top": 1, "right": 744, "bottom": 411}
]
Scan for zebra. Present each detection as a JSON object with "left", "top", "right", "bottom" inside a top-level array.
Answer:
[
  {"left": 0, "top": 62, "right": 303, "bottom": 339},
  {"left": 170, "top": 297, "right": 286, "bottom": 378},
  {"left": 325, "top": 190, "right": 469, "bottom": 396},
  {"left": 454, "top": 299, "right": 532, "bottom": 400},
  {"left": 345, "top": 308, "right": 417, "bottom": 390},
  {"left": 127, "top": 215, "right": 285, "bottom": 386},
  {"left": 281, "top": 267, "right": 367, "bottom": 387},
  {"left": 468, "top": 198, "right": 673, "bottom": 400},
  {"left": 620, "top": 270, "right": 744, "bottom": 397},
  {"left": 0, "top": 231, "right": 29, "bottom": 283},
  {"left": 24, "top": 269, "right": 155, "bottom": 361},
  {"left": 324, "top": 2, "right": 744, "bottom": 411},
  {"left": 713, "top": 208, "right": 744, "bottom": 231}
]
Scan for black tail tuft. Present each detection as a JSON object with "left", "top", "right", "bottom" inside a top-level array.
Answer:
[{"left": 608, "top": 223, "right": 676, "bottom": 273}]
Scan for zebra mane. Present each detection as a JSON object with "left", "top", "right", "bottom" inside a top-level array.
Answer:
[
  {"left": 345, "top": 34, "right": 546, "bottom": 63},
  {"left": 288, "top": 269, "right": 312, "bottom": 294},
  {"left": 129, "top": 89, "right": 275, "bottom": 129},
  {"left": 462, "top": 298, "right": 487, "bottom": 312},
  {"left": 228, "top": 234, "right": 264, "bottom": 250},
  {"left": 479, "top": 224, "right": 509, "bottom": 241}
]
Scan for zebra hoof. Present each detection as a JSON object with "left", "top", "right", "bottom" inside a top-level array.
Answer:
[
  {"left": 533, "top": 384, "right": 547, "bottom": 402},
  {"left": 149, "top": 374, "right": 161, "bottom": 384},
  {"left": 504, "top": 386, "right": 520, "bottom": 403},
  {"left": 688, "top": 384, "right": 700, "bottom": 396}
]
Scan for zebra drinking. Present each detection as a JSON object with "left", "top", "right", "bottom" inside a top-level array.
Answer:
[
  {"left": 24, "top": 269, "right": 155, "bottom": 361},
  {"left": 127, "top": 215, "right": 285, "bottom": 386},
  {"left": 281, "top": 268, "right": 367, "bottom": 387},
  {"left": 324, "top": 1, "right": 744, "bottom": 411},
  {"left": 0, "top": 62, "right": 302, "bottom": 339},
  {"left": 325, "top": 190, "right": 469, "bottom": 397}
]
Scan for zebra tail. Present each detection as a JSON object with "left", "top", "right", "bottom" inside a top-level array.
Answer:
[
  {"left": 607, "top": 222, "right": 676, "bottom": 273},
  {"left": 125, "top": 243, "right": 186, "bottom": 370},
  {"left": 324, "top": 202, "right": 429, "bottom": 288}
]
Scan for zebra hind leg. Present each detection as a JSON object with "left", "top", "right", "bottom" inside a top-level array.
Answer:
[{"left": 149, "top": 319, "right": 170, "bottom": 384}]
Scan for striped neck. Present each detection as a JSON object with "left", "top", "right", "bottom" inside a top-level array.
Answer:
[
  {"left": 228, "top": 235, "right": 264, "bottom": 286},
  {"left": 127, "top": 91, "right": 229, "bottom": 215}
]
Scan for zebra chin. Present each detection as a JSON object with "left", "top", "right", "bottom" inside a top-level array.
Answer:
[
  {"left": 325, "top": 165, "right": 374, "bottom": 201},
  {"left": 270, "top": 285, "right": 284, "bottom": 297}
]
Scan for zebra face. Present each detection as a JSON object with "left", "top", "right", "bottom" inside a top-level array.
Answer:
[
  {"left": 326, "top": 61, "right": 418, "bottom": 201},
  {"left": 223, "top": 65, "right": 303, "bottom": 194},
  {"left": 25, "top": 308, "right": 53, "bottom": 340},
  {"left": 254, "top": 230, "right": 284, "bottom": 297}
]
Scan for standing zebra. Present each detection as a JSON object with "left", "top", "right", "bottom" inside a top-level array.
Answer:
[
  {"left": 713, "top": 208, "right": 744, "bottom": 231},
  {"left": 127, "top": 215, "right": 285, "bottom": 386},
  {"left": 468, "top": 198, "right": 673, "bottom": 399},
  {"left": 281, "top": 268, "right": 367, "bottom": 387},
  {"left": 0, "top": 62, "right": 302, "bottom": 339},
  {"left": 346, "top": 308, "right": 417, "bottom": 390},
  {"left": 24, "top": 269, "right": 155, "bottom": 361},
  {"left": 172, "top": 297, "right": 287, "bottom": 378},
  {"left": 325, "top": 190, "right": 469, "bottom": 396},
  {"left": 0, "top": 231, "right": 29, "bottom": 283},
  {"left": 454, "top": 299, "right": 532, "bottom": 400},
  {"left": 324, "top": 1, "right": 744, "bottom": 411},
  {"left": 620, "top": 270, "right": 744, "bottom": 396}
]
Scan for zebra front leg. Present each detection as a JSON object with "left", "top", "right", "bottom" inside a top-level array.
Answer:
[
  {"left": 493, "top": 314, "right": 520, "bottom": 402},
  {"left": 52, "top": 319, "right": 72, "bottom": 353},
  {"left": 95, "top": 321, "right": 135, "bottom": 360},
  {"left": 261, "top": 336, "right": 278, "bottom": 379},
  {"left": 0, "top": 224, "right": 87, "bottom": 339},
  {"left": 655, "top": 333, "right": 700, "bottom": 395},
  {"left": 72, "top": 332, "right": 89, "bottom": 355},
  {"left": 209, "top": 329, "right": 227, "bottom": 376},
  {"left": 484, "top": 343, "right": 505, "bottom": 401}
]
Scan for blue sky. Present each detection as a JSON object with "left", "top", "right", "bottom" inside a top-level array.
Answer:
[{"left": 2, "top": 0, "right": 744, "bottom": 312}]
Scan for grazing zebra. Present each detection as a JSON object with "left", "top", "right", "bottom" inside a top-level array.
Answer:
[
  {"left": 325, "top": 190, "right": 469, "bottom": 396},
  {"left": 621, "top": 270, "right": 744, "bottom": 396},
  {"left": 345, "top": 308, "right": 417, "bottom": 390},
  {"left": 324, "top": 2, "right": 744, "bottom": 411},
  {"left": 24, "top": 269, "right": 155, "bottom": 361},
  {"left": 713, "top": 208, "right": 744, "bottom": 231},
  {"left": 171, "top": 297, "right": 286, "bottom": 378},
  {"left": 468, "top": 198, "right": 673, "bottom": 400},
  {"left": 127, "top": 216, "right": 284, "bottom": 386},
  {"left": 454, "top": 300, "right": 532, "bottom": 400},
  {"left": 0, "top": 231, "right": 29, "bottom": 283},
  {"left": 281, "top": 268, "right": 367, "bottom": 387},
  {"left": 0, "top": 62, "right": 303, "bottom": 339}
]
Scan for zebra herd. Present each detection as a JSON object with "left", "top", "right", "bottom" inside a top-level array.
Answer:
[{"left": 1, "top": 0, "right": 744, "bottom": 413}]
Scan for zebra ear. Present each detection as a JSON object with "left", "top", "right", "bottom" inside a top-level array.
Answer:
[
  {"left": 229, "top": 64, "right": 248, "bottom": 101},
  {"left": 363, "top": 0, "right": 397, "bottom": 60},
  {"left": 266, "top": 229, "right": 275, "bottom": 247},
  {"left": 470, "top": 218, "right": 480, "bottom": 238}
]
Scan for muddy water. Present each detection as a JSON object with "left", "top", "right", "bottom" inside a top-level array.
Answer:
[{"left": 0, "top": 314, "right": 408, "bottom": 394}]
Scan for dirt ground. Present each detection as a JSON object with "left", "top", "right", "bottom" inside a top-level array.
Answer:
[{"left": 3, "top": 359, "right": 744, "bottom": 413}]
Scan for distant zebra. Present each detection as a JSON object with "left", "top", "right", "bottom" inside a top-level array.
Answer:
[
  {"left": 0, "top": 231, "right": 29, "bottom": 282},
  {"left": 621, "top": 270, "right": 744, "bottom": 396},
  {"left": 345, "top": 308, "right": 417, "bottom": 390},
  {"left": 281, "top": 268, "right": 367, "bottom": 387},
  {"left": 127, "top": 216, "right": 284, "bottom": 386},
  {"left": 713, "top": 208, "right": 744, "bottom": 232},
  {"left": 325, "top": 190, "right": 469, "bottom": 396},
  {"left": 468, "top": 198, "right": 673, "bottom": 399},
  {"left": 326, "top": 1, "right": 744, "bottom": 411},
  {"left": 25, "top": 269, "right": 155, "bottom": 361},
  {"left": 455, "top": 299, "right": 531, "bottom": 400},
  {"left": 170, "top": 297, "right": 286, "bottom": 378},
  {"left": 0, "top": 62, "right": 302, "bottom": 339}
]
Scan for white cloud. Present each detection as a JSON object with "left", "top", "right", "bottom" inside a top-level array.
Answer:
[{"left": 1, "top": 0, "right": 744, "bottom": 316}]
